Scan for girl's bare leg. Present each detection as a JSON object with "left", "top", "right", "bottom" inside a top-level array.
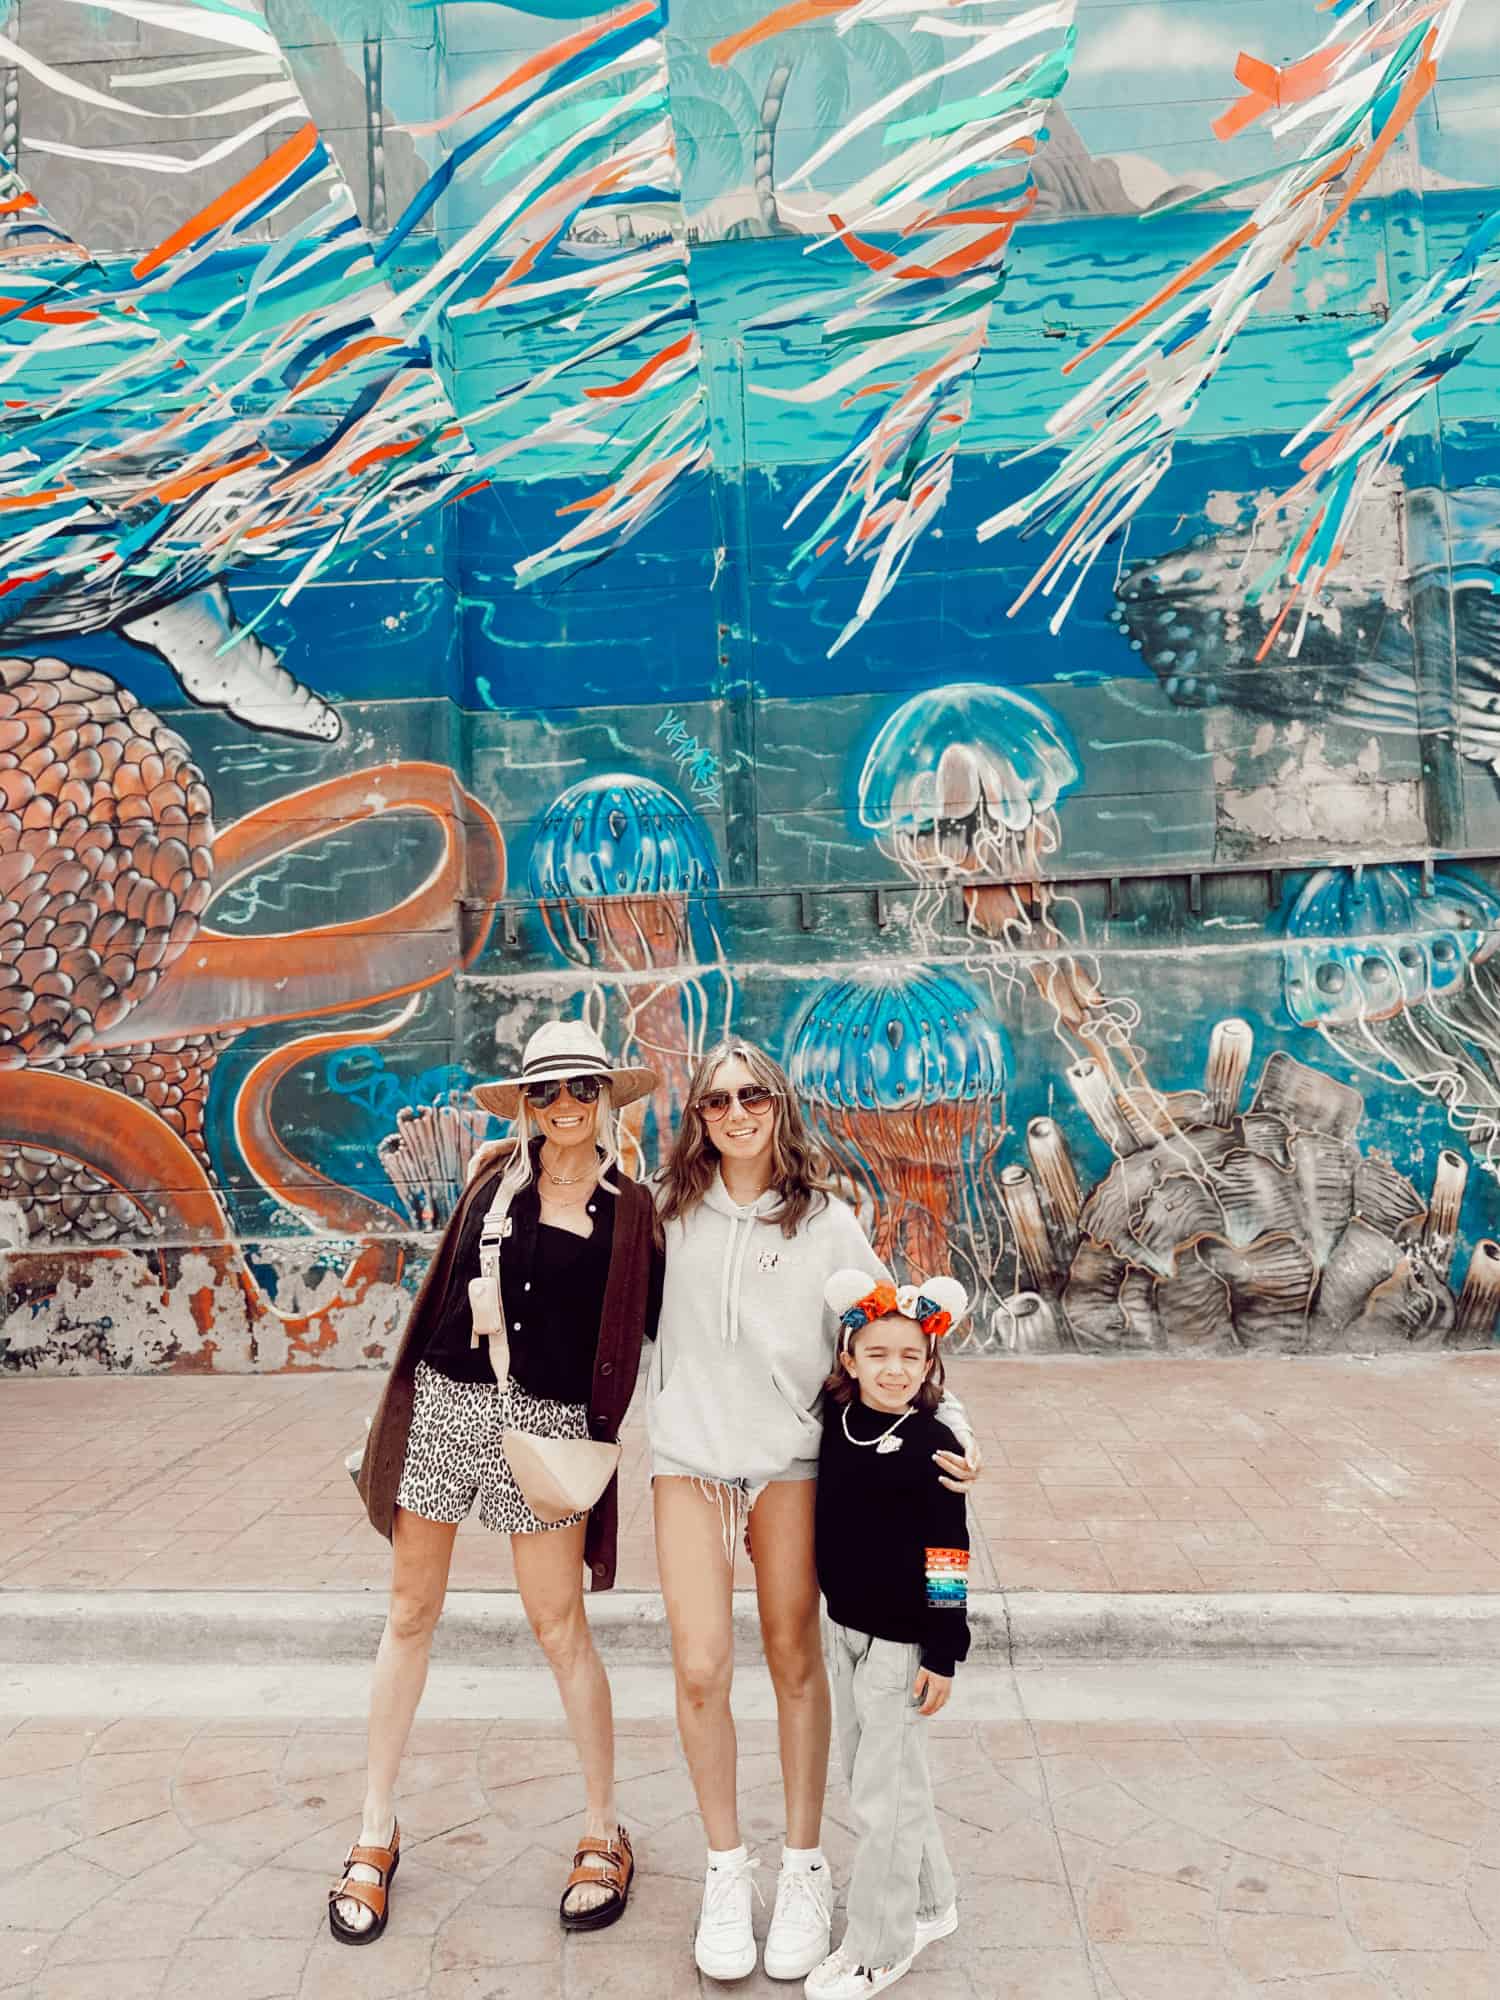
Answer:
[
  {"left": 654, "top": 1475, "right": 739, "bottom": 1849},
  {"left": 511, "top": 1517, "right": 619, "bottom": 1917},
  {"left": 336, "top": 1507, "right": 458, "bottom": 1933},
  {"left": 747, "top": 1479, "right": 830, "bottom": 1850}
]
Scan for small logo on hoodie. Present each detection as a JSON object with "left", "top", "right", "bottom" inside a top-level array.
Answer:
[{"left": 757, "top": 1249, "right": 780, "bottom": 1272}]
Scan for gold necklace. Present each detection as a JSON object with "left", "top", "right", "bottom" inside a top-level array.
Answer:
[{"left": 542, "top": 1154, "right": 596, "bottom": 1189}]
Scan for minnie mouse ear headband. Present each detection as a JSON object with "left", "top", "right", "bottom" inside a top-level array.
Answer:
[{"left": 824, "top": 1268, "right": 969, "bottom": 1352}]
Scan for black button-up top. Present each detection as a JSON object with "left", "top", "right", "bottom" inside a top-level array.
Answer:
[{"left": 423, "top": 1154, "right": 654, "bottom": 1407}]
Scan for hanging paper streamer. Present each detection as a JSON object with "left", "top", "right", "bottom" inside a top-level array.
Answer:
[
  {"left": 1249, "top": 207, "right": 1500, "bottom": 658},
  {"left": 0, "top": 0, "right": 709, "bottom": 737},
  {"left": 717, "top": 0, "right": 1075, "bottom": 657},
  {"left": 427, "top": 0, "right": 711, "bottom": 585},
  {"left": 0, "top": 0, "right": 489, "bottom": 737},
  {"left": 983, "top": 0, "right": 1475, "bottom": 637}
]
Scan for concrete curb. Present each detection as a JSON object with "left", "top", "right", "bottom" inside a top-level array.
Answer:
[{"left": 6, "top": 1589, "right": 1500, "bottom": 1665}]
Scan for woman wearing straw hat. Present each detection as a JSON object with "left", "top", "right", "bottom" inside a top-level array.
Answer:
[{"left": 331, "top": 1021, "right": 664, "bottom": 1946}]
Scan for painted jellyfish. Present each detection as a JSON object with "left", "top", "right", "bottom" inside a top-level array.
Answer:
[
  {"left": 859, "top": 683, "right": 1080, "bottom": 925},
  {"left": 858, "top": 684, "right": 1161, "bottom": 1121},
  {"left": 529, "top": 774, "right": 725, "bottom": 1161},
  {"left": 1280, "top": 864, "right": 1500, "bottom": 1175},
  {"left": 785, "top": 967, "right": 1010, "bottom": 1315}
]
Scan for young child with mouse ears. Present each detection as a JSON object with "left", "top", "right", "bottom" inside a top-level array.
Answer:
[{"left": 804, "top": 1271, "right": 973, "bottom": 2000}]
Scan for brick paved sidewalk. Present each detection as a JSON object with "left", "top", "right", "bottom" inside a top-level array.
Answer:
[
  {"left": 4, "top": 1699, "right": 1500, "bottom": 1998},
  {"left": 6, "top": 1356, "right": 1500, "bottom": 1597}
]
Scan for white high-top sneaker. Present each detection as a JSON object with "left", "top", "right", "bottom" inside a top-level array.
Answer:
[
  {"left": 913, "top": 1904, "right": 958, "bottom": 1956},
  {"left": 803, "top": 1944, "right": 913, "bottom": 1998},
  {"left": 695, "top": 1847, "right": 760, "bottom": 1981},
  {"left": 764, "top": 1853, "right": 833, "bottom": 1979}
]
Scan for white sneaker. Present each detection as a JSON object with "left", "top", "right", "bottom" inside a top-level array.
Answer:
[
  {"left": 695, "top": 1850, "right": 760, "bottom": 1981},
  {"left": 764, "top": 1857, "right": 833, "bottom": 1979},
  {"left": 914, "top": 1904, "right": 958, "bottom": 1955},
  {"left": 804, "top": 1944, "right": 913, "bottom": 1999}
]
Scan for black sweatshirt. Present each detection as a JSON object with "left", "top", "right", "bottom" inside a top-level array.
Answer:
[{"left": 815, "top": 1398, "right": 972, "bottom": 1678}]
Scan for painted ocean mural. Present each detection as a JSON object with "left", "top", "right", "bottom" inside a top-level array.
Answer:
[{"left": 1, "top": 0, "right": 1498, "bottom": 1369}]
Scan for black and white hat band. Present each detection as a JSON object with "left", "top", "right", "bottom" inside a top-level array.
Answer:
[{"left": 517, "top": 1049, "right": 613, "bottom": 1084}]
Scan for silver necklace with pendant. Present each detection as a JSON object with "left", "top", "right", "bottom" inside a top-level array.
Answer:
[{"left": 842, "top": 1405, "right": 915, "bottom": 1455}]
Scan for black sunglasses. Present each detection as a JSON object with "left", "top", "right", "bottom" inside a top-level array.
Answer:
[
  {"left": 699, "top": 1084, "right": 778, "bottom": 1122},
  {"left": 523, "top": 1073, "right": 605, "bottom": 1108}
]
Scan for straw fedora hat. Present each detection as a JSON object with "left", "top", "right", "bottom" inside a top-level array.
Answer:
[{"left": 473, "top": 1020, "right": 658, "bottom": 1120}]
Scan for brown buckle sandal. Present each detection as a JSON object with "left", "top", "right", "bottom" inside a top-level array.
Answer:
[
  {"left": 559, "top": 1824, "right": 634, "bottom": 1933},
  {"left": 328, "top": 1821, "right": 401, "bottom": 1946}
]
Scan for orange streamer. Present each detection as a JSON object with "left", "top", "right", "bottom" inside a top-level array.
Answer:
[
  {"left": 1061, "top": 221, "right": 1258, "bottom": 377},
  {"left": 133, "top": 123, "right": 319, "bottom": 281},
  {"left": 711, "top": 0, "right": 852, "bottom": 65}
]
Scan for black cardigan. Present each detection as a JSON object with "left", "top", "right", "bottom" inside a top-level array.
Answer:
[{"left": 358, "top": 1143, "right": 663, "bottom": 1589}]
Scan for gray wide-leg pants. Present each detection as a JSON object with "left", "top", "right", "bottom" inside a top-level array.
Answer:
[{"left": 827, "top": 1619, "right": 956, "bottom": 1968}]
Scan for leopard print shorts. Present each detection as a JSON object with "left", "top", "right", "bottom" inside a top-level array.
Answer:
[{"left": 395, "top": 1362, "right": 589, "bottom": 1535}]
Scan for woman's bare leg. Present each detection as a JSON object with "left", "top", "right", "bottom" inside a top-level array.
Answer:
[
  {"left": 336, "top": 1507, "right": 458, "bottom": 1932},
  {"left": 748, "top": 1480, "right": 829, "bottom": 1850},
  {"left": 654, "top": 1476, "right": 739, "bottom": 1849},
  {"left": 511, "top": 1518, "right": 619, "bottom": 1917}
]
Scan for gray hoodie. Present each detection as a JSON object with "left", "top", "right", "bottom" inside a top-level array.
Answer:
[{"left": 648, "top": 1175, "right": 883, "bottom": 1488}]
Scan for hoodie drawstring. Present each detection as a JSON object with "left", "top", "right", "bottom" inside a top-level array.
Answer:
[
  {"left": 726, "top": 1210, "right": 758, "bottom": 1346},
  {"left": 718, "top": 1203, "right": 761, "bottom": 1346}
]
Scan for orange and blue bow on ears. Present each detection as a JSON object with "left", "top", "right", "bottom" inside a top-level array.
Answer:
[{"left": 839, "top": 1281, "right": 953, "bottom": 1347}]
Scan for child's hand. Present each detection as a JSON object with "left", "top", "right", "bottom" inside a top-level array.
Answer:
[{"left": 912, "top": 1667, "right": 952, "bottom": 1716}]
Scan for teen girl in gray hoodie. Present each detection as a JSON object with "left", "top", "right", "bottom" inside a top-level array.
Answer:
[{"left": 648, "top": 1040, "right": 979, "bottom": 1987}]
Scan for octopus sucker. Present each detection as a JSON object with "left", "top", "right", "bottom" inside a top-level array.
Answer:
[{"left": 0, "top": 658, "right": 506, "bottom": 1286}]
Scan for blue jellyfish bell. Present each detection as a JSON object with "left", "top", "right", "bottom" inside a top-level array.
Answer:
[
  {"left": 787, "top": 966, "right": 1010, "bottom": 1111},
  {"left": 529, "top": 772, "right": 720, "bottom": 964},
  {"left": 1279, "top": 864, "right": 1500, "bottom": 1028}
]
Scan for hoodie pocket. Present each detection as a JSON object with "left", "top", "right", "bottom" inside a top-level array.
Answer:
[{"left": 768, "top": 1364, "right": 823, "bottom": 1453}]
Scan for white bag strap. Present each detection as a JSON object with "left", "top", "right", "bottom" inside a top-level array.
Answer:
[{"left": 472, "top": 1178, "right": 515, "bottom": 1385}]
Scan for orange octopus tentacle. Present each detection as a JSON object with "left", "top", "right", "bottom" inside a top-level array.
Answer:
[
  {"left": 234, "top": 1010, "right": 415, "bottom": 1237},
  {"left": 75, "top": 763, "right": 505, "bottom": 1048},
  {"left": 5, "top": 1067, "right": 231, "bottom": 1241},
  {"left": 3, "top": 1069, "right": 405, "bottom": 1362},
  {"left": 1, "top": 1080, "right": 406, "bottom": 1360}
]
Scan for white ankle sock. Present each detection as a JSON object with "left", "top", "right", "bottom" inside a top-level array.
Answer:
[
  {"left": 781, "top": 1845, "right": 824, "bottom": 1871},
  {"left": 707, "top": 1843, "right": 748, "bottom": 1872}
]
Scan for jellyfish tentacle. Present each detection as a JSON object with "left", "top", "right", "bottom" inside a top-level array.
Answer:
[
  {"left": 1372, "top": 1006, "right": 1499, "bottom": 1114},
  {"left": 1429, "top": 984, "right": 1500, "bottom": 1072},
  {"left": 1333, "top": 1016, "right": 1500, "bottom": 1173}
]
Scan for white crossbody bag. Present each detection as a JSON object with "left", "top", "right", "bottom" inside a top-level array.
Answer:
[{"left": 470, "top": 1190, "right": 619, "bottom": 1523}]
